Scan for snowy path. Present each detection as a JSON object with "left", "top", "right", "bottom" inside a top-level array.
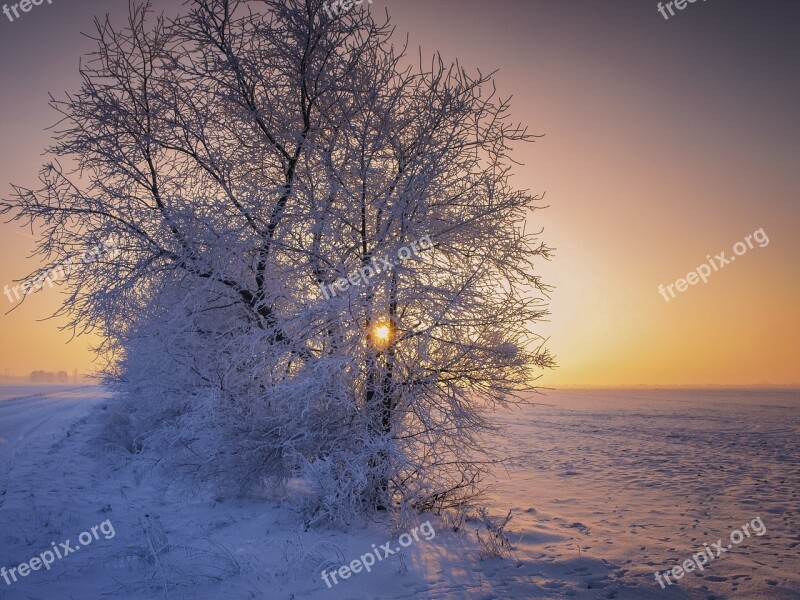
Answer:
[{"left": 0, "top": 387, "right": 106, "bottom": 509}]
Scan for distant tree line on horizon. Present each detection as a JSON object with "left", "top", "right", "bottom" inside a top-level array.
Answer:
[{"left": 28, "top": 370, "right": 79, "bottom": 383}]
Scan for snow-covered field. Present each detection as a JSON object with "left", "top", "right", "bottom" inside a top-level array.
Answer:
[{"left": 0, "top": 387, "right": 796, "bottom": 599}]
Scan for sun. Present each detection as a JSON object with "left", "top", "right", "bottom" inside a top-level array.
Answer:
[{"left": 371, "top": 321, "right": 392, "bottom": 345}]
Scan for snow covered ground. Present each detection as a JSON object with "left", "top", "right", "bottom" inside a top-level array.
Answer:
[{"left": 0, "top": 386, "right": 797, "bottom": 599}]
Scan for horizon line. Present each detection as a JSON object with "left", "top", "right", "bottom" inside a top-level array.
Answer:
[{"left": 548, "top": 384, "right": 800, "bottom": 390}]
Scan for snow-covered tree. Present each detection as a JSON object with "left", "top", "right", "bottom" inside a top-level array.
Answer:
[{"left": 2, "top": 0, "right": 553, "bottom": 521}]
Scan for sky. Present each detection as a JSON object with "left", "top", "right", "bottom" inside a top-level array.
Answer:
[{"left": 0, "top": 0, "right": 798, "bottom": 386}]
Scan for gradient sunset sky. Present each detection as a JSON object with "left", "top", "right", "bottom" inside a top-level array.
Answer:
[{"left": 1, "top": 0, "right": 798, "bottom": 386}]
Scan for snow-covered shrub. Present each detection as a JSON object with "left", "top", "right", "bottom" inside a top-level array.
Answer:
[
  {"left": 95, "top": 407, "right": 143, "bottom": 454},
  {"left": 475, "top": 508, "right": 516, "bottom": 560}
]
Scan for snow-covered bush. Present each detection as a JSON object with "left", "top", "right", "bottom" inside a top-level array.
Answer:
[{"left": 475, "top": 508, "right": 517, "bottom": 561}]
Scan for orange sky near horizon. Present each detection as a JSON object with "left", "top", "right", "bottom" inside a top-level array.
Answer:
[{"left": 0, "top": 0, "right": 798, "bottom": 387}]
